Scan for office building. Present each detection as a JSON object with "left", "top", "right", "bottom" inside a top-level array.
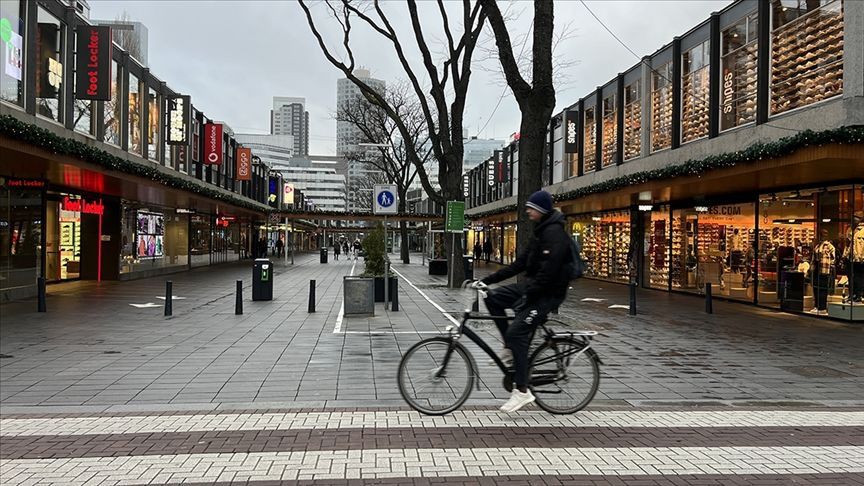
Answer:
[{"left": 271, "top": 97, "right": 309, "bottom": 156}]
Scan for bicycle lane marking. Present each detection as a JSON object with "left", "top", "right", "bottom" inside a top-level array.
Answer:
[
  {"left": 390, "top": 266, "right": 461, "bottom": 327},
  {"left": 332, "top": 259, "right": 357, "bottom": 334}
]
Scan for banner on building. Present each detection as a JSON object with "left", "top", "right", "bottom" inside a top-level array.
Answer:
[
  {"left": 36, "top": 22, "right": 62, "bottom": 99},
  {"left": 166, "top": 95, "right": 190, "bottom": 145},
  {"left": 495, "top": 150, "right": 509, "bottom": 184},
  {"left": 283, "top": 183, "right": 295, "bottom": 205},
  {"left": 74, "top": 25, "right": 112, "bottom": 101},
  {"left": 203, "top": 123, "right": 223, "bottom": 165},
  {"left": 463, "top": 174, "right": 469, "bottom": 198},
  {"left": 236, "top": 147, "right": 252, "bottom": 181},
  {"left": 564, "top": 110, "right": 579, "bottom": 154},
  {"left": 487, "top": 160, "right": 495, "bottom": 187}
]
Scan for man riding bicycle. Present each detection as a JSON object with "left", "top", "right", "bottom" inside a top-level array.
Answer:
[{"left": 474, "top": 190, "right": 573, "bottom": 412}]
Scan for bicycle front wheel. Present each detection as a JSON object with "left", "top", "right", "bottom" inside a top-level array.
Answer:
[
  {"left": 398, "top": 337, "right": 475, "bottom": 415},
  {"left": 529, "top": 338, "right": 600, "bottom": 414}
]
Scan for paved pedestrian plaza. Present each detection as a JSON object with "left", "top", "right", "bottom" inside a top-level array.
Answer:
[{"left": 2, "top": 253, "right": 863, "bottom": 484}]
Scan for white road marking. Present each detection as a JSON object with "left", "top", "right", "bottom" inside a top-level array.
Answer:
[
  {"left": 390, "top": 266, "right": 460, "bottom": 327},
  {"left": 332, "top": 259, "right": 356, "bottom": 334},
  {"left": 2, "top": 446, "right": 862, "bottom": 484},
  {"left": 156, "top": 296, "right": 187, "bottom": 300},
  {"left": 3, "top": 410, "right": 862, "bottom": 436},
  {"left": 128, "top": 303, "right": 160, "bottom": 308},
  {"left": 608, "top": 304, "right": 630, "bottom": 310},
  {"left": 581, "top": 298, "right": 606, "bottom": 302}
]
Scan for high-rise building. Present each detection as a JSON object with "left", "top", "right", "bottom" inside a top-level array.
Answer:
[
  {"left": 336, "top": 69, "right": 386, "bottom": 156},
  {"left": 271, "top": 97, "right": 309, "bottom": 156},
  {"left": 463, "top": 137, "right": 506, "bottom": 170},
  {"left": 337, "top": 69, "right": 386, "bottom": 217}
]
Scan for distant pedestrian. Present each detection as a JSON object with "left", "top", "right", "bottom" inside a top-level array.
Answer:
[
  {"left": 259, "top": 236, "right": 268, "bottom": 258},
  {"left": 353, "top": 239, "right": 362, "bottom": 260},
  {"left": 473, "top": 242, "right": 482, "bottom": 260},
  {"left": 276, "top": 237, "right": 285, "bottom": 258},
  {"left": 483, "top": 239, "right": 493, "bottom": 264},
  {"left": 333, "top": 241, "right": 341, "bottom": 260},
  {"left": 343, "top": 241, "right": 349, "bottom": 255}
]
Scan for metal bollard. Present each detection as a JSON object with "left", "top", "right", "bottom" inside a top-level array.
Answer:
[
  {"left": 308, "top": 280, "right": 316, "bottom": 313},
  {"left": 705, "top": 282, "right": 713, "bottom": 314},
  {"left": 37, "top": 277, "right": 46, "bottom": 312},
  {"left": 391, "top": 280, "right": 399, "bottom": 312},
  {"left": 164, "top": 281, "right": 173, "bottom": 317},
  {"left": 235, "top": 280, "right": 243, "bottom": 315},
  {"left": 629, "top": 282, "right": 637, "bottom": 316}
]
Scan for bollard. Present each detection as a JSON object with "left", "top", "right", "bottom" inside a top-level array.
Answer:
[
  {"left": 629, "top": 282, "right": 637, "bottom": 316},
  {"left": 705, "top": 282, "right": 713, "bottom": 314},
  {"left": 308, "top": 280, "right": 316, "bottom": 313},
  {"left": 37, "top": 277, "right": 46, "bottom": 312},
  {"left": 235, "top": 280, "right": 243, "bottom": 315},
  {"left": 472, "top": 298, "right": 479, "bottom": 313},
  {"left": 391, "top": 280, "right": 399, "bottom": 312},
  {"left": 165, "top": 281, "right": 173, "bottom": 317}
]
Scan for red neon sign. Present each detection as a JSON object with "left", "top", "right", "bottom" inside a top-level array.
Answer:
[{"left": 62, "top": 196, "right": 105, "bottom": 215}]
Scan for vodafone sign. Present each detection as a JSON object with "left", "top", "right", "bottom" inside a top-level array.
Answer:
[{"left": 203, "top": 123, "right": 223, "bottom": 165}]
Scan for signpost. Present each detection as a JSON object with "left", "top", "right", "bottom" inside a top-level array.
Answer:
[
  {"left": 445, "top": 201, "right": 465, "bottom": 287},
  {"left": 373, "top": 184, "right": 398, "bottom": 308}
]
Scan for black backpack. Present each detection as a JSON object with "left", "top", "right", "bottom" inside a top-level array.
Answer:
[{"left": 569, "top": 237, "right": 584, "bottom": 280}]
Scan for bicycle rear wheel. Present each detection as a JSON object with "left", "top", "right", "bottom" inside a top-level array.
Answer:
[
  {"left": 398, "top": 337, "right": 475, "bottom": 415},
  {"left": 529, "top": 338, "right": 600, "bottom": 414}
]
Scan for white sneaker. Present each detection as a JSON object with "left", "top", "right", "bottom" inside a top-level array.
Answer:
[
  {"left": 489, "top": 348, "right": 513, "bottom": 367},
  {"left": 500, "top": 389, "right": 535, "bottom": 412}
]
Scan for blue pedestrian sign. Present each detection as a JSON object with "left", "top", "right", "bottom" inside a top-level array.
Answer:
[{"left": 373, "top": 184, "right": 398, "bottom": 214}]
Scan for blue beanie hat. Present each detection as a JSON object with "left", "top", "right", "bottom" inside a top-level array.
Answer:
[{"left": 526, "top": 190, "right": 553, "bottom": 214}]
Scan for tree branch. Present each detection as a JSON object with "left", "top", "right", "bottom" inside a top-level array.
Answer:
[{"left": 479, "top": 0, "right": 531, "bottom": 100}]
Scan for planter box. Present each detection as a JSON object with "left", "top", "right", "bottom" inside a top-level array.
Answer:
[
  {"left": 344, "top": 276, "right": 375, "bottom": 317},
  {"left": 373, "top": 276, "right": 398, "bottom": 302}
]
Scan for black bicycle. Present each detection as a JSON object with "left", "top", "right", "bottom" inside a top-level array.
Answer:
[{"left": 397, "top": 282, "right": 602, "bottom": 415}]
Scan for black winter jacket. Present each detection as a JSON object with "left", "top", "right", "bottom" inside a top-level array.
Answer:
[{"left": 481, "top": 210, "right": 572, "bottom": 300}]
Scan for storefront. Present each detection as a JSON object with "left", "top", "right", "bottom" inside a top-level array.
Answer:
[
  {"left": 45, "top": 192, "right": 120, "bottom": 283},
  {"left": 119, "top": 203, "right": 189, "bottom": 279},
  {"left": 570, "top": 210, "right": 632, "bottom": 283},
  {"left": 0, "top": 178, "right": 44, "bottom": 302}
]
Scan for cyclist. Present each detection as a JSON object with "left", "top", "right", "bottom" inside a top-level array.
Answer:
[{"left": 474, "top": 190, "right": 573, "bottom": 412}]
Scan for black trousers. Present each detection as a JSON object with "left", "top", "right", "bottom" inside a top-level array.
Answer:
[
  {"left": 814, "top": 273, "right": 831, "bottom": 311},
  {"left": 484, "top": 282, "right": 564, "bottom": 389},
  {"left": 853, "top": 262, "right": 864, "bottom": 301}
]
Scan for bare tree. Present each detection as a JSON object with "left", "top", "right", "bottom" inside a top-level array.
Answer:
[
  {"left": 298, "top": 0, "right": 485, "bottom": 285},
  {"left": 481, "top": 0, "right": 556, "bottom": 256},
  {"left": 112, "top": 11, "right": 144, "bottom": 62},
  {"left": 345, "top": 167, "right": 388, "bottom": 213},
  {"left": 337, "top": 84, "right": 430, "bottom": 263}
]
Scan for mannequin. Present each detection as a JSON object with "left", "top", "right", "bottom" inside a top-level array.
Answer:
[
  {"left": 851, "top": 211, "right": 864, "bottom": 302},
  {"left": 811, "top": 229, "right": 835, "bottom": 314}
]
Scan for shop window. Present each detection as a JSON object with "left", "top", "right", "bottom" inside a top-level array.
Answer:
[
  {"left": 759, "top": 187, "right": 862, "bottom": 320},
  {"left": 120, "top": 204, "right": 188, "bottom": 275},
  {"left": 0, "top": 186, "right": 43, "bottom": 298},
  {"left": 0, "top": 0, "right": 25, "bottom": 106},
  {"left": 104, "top": 60, "right": 121, "bottom": 146},
  {"left": 147, "top": 88, "right": 160, "bottom": 160},
  {"left": 681, "top": 40, "right": 710, "bottom": 144},
  {"left": 644, "top": 207, "right": 670, "bottom": 289},
  {"left": 582, "top": 107, "right": 596, "bottom": 173},
  {"left": 650, "top": 62, "right": 673, "bottom": 152},
  {"left": 601, "top": 94, "right": 617, "bottom": 167},
  {"left": 671, "top": 203, "right": 756, "bottom": 302},
  {"left": 571, "top": 211, "right": 630, "bottom": 283},
  {"left": 623, "top": 81, "right": 641, "bottom": 161},
  {"left": 190, "top": 215, "right": 211, "bottom": 267},
  {"left": 128, "top": 73, "right": 141, "bottom": 154},
  {"left": 35, "top": 7, "right": 65, "bottom": 123},
  {"left": 770, "top": 0, "right": 843, "bottom": 115},
  {"left": 721, "top": 13, "right": 758, "bottom": 131}
]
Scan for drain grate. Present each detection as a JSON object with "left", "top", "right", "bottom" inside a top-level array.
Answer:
[
  {"left": 102, "top": 350, "right": 121, "bottom": 354},
  {"left": 778, "top": 365, "right": 854, "bottom": 378},
  {"left": 0, "top": 354, "right": 13, "bottom": 359}
]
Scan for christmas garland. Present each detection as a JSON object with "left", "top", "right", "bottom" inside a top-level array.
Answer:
[
  {"left": 0, "top": 115, "right": 270, "bottom": 212},
  {"left": 468, "top": 125, "right": 864, "bottom": 219}
]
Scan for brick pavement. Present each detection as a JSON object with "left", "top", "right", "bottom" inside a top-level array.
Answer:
[{"left": 1, "top": 252, "right": 863, "bottom": 412}]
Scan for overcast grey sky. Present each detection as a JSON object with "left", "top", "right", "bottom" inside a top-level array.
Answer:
[{"left": 88, "top": 0, "right": 728, "bottom": 155}]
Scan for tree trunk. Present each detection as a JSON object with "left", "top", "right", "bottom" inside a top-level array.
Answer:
[
  {"left": 398, "top": 194, "right": 410, "bottom": 264},
  {"left": 515, "top": 94, "right": 555, "bottom": 256},
  {"left": 439, "top": 153, "right": 465, "bottom": 287}
]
